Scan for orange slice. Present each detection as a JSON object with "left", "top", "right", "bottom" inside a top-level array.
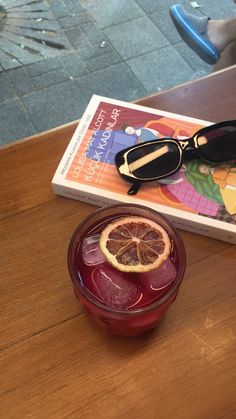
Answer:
[{"left": 99, "top": 216, "right": 171, "bottom": 273}]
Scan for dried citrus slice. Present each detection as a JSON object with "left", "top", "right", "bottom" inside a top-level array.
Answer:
[{"left": 99, "top": 216, "right": 171, "bottom": 273}]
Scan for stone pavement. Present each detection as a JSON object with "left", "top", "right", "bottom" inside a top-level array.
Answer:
[{"left": 0, "top": 0, "right": 235, "bottom": 145}]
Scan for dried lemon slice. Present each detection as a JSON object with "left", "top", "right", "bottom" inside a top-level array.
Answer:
[{"left": 99, "top": 216, "right": 171, "bottom": 273}]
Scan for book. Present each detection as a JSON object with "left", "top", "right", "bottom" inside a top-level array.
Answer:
[{"left": 52, "top": 95, "right": 236, "bottom": 244}]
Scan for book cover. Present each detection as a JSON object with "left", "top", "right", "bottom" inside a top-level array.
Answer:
[{"left": 52, "top": 95, "right": 236, "bottom": 244}]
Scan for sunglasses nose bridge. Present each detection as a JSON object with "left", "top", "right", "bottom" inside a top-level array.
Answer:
[
  {"left": 180, "top": 136, "right": 201, "bottom": 160},
  {"left": 179, "top": 136, "right": 195, "bottom": 149}
]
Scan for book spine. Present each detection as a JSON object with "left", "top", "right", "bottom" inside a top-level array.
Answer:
[
  {"left": 52, "top": 184, "right": 236, "bottom": 244},
  {"left": 165, "top": 215, "right": 236, "bottom": 244},
  {"left": 52, "top": 183, "right": 119, "bottom": 208}
]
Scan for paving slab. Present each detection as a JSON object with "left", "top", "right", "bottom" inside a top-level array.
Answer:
[
  {"left": 6, "top": 10, "right": 55, "bottom": 20},
  {"left": 199, "top": 0, "right": 236, "bottom": 19},
  {"left": 62, "top": 52, "right": 88, "bottom": 77},
  {"left": 2, "top": 0, "right": 36, "bottom": 7},
  {"left": 0, "top": 48, "right": 20, "bottom": 70},
  {"left": 47, "top": 0, "right": 73, "bottom": 19},
  {"left": 75, "top": 62, "right": 147, "bottom": 102},
  {"left": 25, "top": 56, "right": 63, "bottom": 78},
  {"left": 85, "top": 49, "right": 122, "bottom": 72},
  {"left": 6, "top": 17, "right": 60, "bottom": 31},
  {"left": 59, "top": 12, "right": 92, "bottom": 28},
  {"left": 135, "top": 0, "right": 185, "bottom": 14},
  {"left": 80, "top": 21, "right": 106, "bottom": 45},
  {"left": 8, "top": 67, "right": 35, "bottom": 97},
  {"left": 0, "top": 37, "right": 37, "bottom": 65},
  {"left": 63, "top": 0, "right": 84, "bottom": 14},
  {"left": 21, "top": 79, "right": 87, "bottom": 132},
  {"left": 175, "top": 42, "right": 210, "bottom": 73},
  {"left": 64, "top": 26, "right": 91, "bottom": 50},
  {"left": 0, "top": 99, "right": 35, "bottom": 145},
  {"left": 78, "top": 41, "right": 116, "bottom": 60},
  {"left": 150, "top": 9, "right": 183, "bottom": 44},
  {"left": 7, "top": 3, "right": 49, "bottom": 12},
  {"left": 0, "top": 72, "right": 17, "bottom": 103},
  {"left": 127, "top": 46, "right": 195, "bottom": 92},
  {"left": 31, "top": 68, "right": 70, "bottom": 90},
  {"left": 82, "top": 0, "right": 145, "bottom": 29},
  {"left": 105, "top": 16, "right": 169, "bottom": 60}
]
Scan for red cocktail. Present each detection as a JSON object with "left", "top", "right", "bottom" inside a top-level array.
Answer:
[{"left": 68, "top": 204, "right": 186, "bottom": 336}]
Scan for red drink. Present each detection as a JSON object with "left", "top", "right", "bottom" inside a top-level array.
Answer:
[{"left": 68, "top": 204, "right": 186, "bottom": 336}]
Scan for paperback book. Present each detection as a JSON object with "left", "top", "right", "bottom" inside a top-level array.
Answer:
[{"left": 52, "top": 95, "right": 236, "bottom": 244}]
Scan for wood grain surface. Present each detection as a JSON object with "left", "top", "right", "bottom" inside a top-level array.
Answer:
[{"left": 1, "top": 66, "right": 236, "bottom": 419}]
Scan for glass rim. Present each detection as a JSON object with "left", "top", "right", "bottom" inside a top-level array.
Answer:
[{"left": 67, "top": 203, "right": 186, "bottom": 315}]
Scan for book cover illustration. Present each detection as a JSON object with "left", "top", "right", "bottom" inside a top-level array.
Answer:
[{"left": 64, "top": 97, "right": 236, "bottom": 226}]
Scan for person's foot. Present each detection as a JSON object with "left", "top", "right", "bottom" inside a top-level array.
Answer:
[
  {"left": 206, "top": 20, "right": 229, "bottom": 52},
  {"left": 169, "top": 4, "right": 221, "bottom": 64}
]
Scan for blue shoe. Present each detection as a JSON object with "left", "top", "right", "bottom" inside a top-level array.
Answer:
[{"left": 170, "top": 4, "right": 220, "bottom": 65}]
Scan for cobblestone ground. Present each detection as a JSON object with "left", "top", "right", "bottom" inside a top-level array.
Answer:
[{"left": 0, "top": 0, "right": 235, "bottom": 145}]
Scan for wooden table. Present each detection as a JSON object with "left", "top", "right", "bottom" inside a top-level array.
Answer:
[{"left": 1, "top": 65, "right": 236, "bottom": 419}]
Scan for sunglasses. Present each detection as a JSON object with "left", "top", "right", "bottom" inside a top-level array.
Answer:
[{"left": 115, "top": 120, "right": 236, "bottom": 195}]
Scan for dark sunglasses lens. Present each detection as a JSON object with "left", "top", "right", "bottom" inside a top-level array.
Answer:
[
  {"left": 127, "top": 141, "right": 181, "bottom": 179},
  {"left": 197, "top": 124, "right": 236, "bottom": 161}
]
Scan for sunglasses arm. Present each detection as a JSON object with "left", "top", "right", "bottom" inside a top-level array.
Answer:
[{"left": 127, "top": 183, "right": 142, "bottom": 195}]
